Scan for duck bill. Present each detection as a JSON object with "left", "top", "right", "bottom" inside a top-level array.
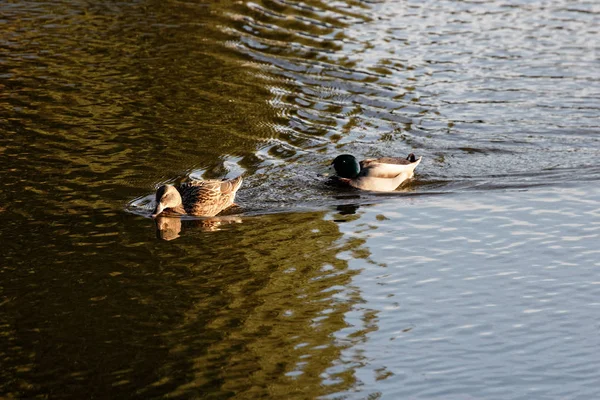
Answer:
[{"left": 151, "top": 203, "right": 165, "bottom": 218}]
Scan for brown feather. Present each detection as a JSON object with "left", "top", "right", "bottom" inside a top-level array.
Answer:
[{"left": 178, "top": 176, "right": 243, "bottom": 217}]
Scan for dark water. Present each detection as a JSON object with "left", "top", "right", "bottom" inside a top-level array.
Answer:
[{"left": 1, "top": 0, "right": 599, "bottom": 398}]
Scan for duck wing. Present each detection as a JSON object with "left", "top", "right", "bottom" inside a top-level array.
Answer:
[
  {"left": 179, "top": 176, "right": 243, "bottom": 216},
  {"left": 360, "top": 155, "right": 421, "bottom": 178}
]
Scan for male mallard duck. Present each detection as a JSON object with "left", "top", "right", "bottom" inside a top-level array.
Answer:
[
  {"left": 152, "top": 176, "right": 243, "bottom": 218},
  {"left": 331, "top": 153, "right": 421, "bottom": 192}
]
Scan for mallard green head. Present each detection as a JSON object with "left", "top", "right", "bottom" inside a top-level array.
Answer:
[
  {"left": 152, "top": 184, "right": 183, "bottom": 218},
  {"left": 332, "top": 154, "right": 361, "bottom": 179}
]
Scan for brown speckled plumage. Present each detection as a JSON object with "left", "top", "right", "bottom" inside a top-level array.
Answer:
[{"left": 152, "top": 176, "right": 243, "bottom": 218}]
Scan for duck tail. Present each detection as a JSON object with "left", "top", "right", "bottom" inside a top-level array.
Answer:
[{"left": 221, "top": 175, "right": 243, "bottom": 194}]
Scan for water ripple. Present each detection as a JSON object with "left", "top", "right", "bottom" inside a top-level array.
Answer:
[{"left": 170, "top": 0, "right": 595, "bottom": 210}]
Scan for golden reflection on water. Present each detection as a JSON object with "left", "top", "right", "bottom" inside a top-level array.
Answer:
[
  {"left": 1, "top": 2, "right": 378, "bottom": 395},
  {"left": 144, "top": 210, "right": 370, "bottom": 398},
  {"left": 1, "top": 207, "right": 373, "bottom": 398}
]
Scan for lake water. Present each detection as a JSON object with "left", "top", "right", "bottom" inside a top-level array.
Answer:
[{"left": 1, "top": 0, "right": 599, "bottom": 398}]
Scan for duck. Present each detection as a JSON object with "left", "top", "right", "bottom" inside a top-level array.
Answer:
[
  {"left": 152, "top": 176, "right": 243, "bottom": 218},
  {"left": 331, "top": 153, "right": 421, "bottom": 192}
]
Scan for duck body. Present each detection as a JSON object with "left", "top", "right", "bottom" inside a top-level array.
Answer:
[
  {"left": 152, "top": 176, "right": 243, "bottom": 218},
  {"left": 332, "top": 153, "right": 421, "bottom": 192}
]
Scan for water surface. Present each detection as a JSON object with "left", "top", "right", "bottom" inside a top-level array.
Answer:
[{"left": 1, "top": 0, "right": 599, "bottom": 398}]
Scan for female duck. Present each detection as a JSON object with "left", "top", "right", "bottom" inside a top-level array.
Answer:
[
  {"left": 331, "top": 153, "right": 421, "bottom": 192},
  {"left": 152, "top": 176, "right": 243, "bottom": 218}
]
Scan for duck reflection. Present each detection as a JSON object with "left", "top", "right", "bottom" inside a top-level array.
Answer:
[
  {"left": 154, "top": 216, "right": 182, "bottom": 241},
  {"left": 154, "top": 214, "right": 243, "bottom": 240},
  {"left": 336, "top": 204, "right": 361, "bottom": 215}
]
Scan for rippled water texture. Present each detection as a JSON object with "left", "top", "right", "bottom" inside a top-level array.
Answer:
[{"left": 1, "top": 0, "right": 599, "bottom": 398}]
